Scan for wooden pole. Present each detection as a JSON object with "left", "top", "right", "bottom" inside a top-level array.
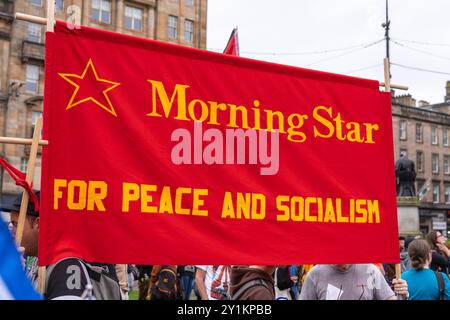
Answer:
[
  {"left": 13, "top": 117, "right": 44, "bottom": 294},
  {"left": 383, "top": 58, "right": 391, "bottom": 93},
  {"left": 15, "top": 12, "right": 47, "bottom": 25},
  {"left": 14, "top": 117, "right": 42, "bottom": 247},
  {"left": 34, "top": 1, "right": 54, "bottom": 296},
  {"left": 35, "top": 0, "right": 56, "bottom": 294},
  {"left": 395, "top": 264, "right": 402, "bottom": 280},
  {"left": 379, "top": 82, "right": 408, "bottom": 91},
  {"left": 46, "top": 0, "right": 55, "bottom": 32},
  {"left": 38, "top": 266, "right": 46, "bottom": 294},
  {"left": 0, "top": 137, "right": 48, "bottom": 146}
]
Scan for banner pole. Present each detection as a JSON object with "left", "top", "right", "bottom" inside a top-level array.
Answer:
[
  {"left": 38, "top": 266, "right": 46, "bottom": 294},
  {"left": 0, "top": 137, "right": 48, "bottom": 146},
  {"left": 15, "top": 13, "right": 47, "bottom": 25},
  {"left": 383, "top": 58, "right": 391, "bottom": 93},
  {"left": 15, "top": 117, "right": 42, "bottom": 247},
  {"left": 13, "top": 117, "right": 44, "bottom": 295},
  {"left": 46, "top": 0, "right": 55, "bottom": 32},
  {"left": 383, "top": 57, "right": 402, "bottom": 281},
  {"left": 36, "top": 0, "right": 55, "bottom": 295},
  {"left": 379, "top": 82, "right": 408, "bottom": 91}
]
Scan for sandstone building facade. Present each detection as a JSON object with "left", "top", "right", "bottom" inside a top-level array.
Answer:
[
  {"left": 392, "top": 82, "right": 450, "bottom": 236},
  {"left": 0, "top": 0, "right": 207, "bottom": 206}
]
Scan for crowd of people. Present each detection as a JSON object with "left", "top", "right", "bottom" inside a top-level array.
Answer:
[{"left": 3, "top": 192, "right": 450, "bottom": 300}]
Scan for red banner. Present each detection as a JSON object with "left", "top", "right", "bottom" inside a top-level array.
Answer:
[{"left": 39, "top": 21, "right": 399, "bottom": 266}]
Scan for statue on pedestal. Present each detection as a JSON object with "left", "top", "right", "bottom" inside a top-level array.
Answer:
[{"left": 395, "top": 153, "right": 416, "bottom": 197}]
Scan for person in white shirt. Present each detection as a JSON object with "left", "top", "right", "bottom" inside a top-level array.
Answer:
[{"left": 195, "top": 265, "right": 231, "bottom": 300}]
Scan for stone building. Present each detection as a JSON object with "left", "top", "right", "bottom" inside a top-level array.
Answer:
[
  {"left": 392, "top": 81, "right": 450, "bottom": 237},
  {"left": 0, "top": 0, "right": 207, "bottom": 209}
]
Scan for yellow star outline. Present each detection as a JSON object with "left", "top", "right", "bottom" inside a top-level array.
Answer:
[{"left": 58, "top": 59, "right": 120, "bottom": 117}]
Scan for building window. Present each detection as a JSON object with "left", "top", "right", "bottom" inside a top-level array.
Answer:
[
  {"left": 185, "top": 0, "right": 194, "bottom": 5},
  {"left": 445, "top": 155, "right": 450, "bottom": 174},
  {"left": 432, "top": 126, "right": 438, "bottom": 145},
  {"left": 20, "top": 158, "right": 28, "bottom": 173},
  {"left": 56, "top": 0, "right": 64, "bottom": 11},
  {"left": 125, "top": 6, "right": 143, "bottom": 31},
  {"left": 184, "top": 19, "right": 194, "bottom": 43},
  {"left": 416, "top": 123, "right": 423, "bottom": 142},
  {"left": 446, "top": 185, "right": 450, "bottom": 203},
  {"left": 433, "top": 184, "right": 440, "bottom": 203},
  {"left": 432, "top": 153, "right": 439, "bottom": 174},
  {"left": 444, "top": 128, "right": 449, "bottom": 146},
  {"left": 31, "top": 0, "right": 42, "bottom": 7},
  {"left": 399, "top": 120, "right": 407, "bottom": 140},
  {"left": 416, "top": 151, "right": 424, "bottom": 172},
  {"left": 27, "top": 23, "right": 42, "bottom": 43},
  {"left": 92, "top": 0, "right": 111, "bottom": 24},
  {"left": 168, "top": 15, "right": 178, "bottom": 39},
  {"left": 25, "top": 64, "right": 39, "bottom": 93}
]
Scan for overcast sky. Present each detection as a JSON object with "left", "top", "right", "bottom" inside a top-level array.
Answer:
[{"left": 206, "top": 0, "right": 450, "bottom": 104}]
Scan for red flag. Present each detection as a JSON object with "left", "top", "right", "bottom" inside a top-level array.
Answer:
[
  {"left": 223, "top": 27, "right": 239, "bottom": 56},
  {"left": 39, "top": 21, "right": 399, "bottom": 266}
]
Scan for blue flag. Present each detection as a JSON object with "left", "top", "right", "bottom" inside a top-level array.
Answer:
[{"left": 0, "top": 219, "right": 41, "bottom": 300}]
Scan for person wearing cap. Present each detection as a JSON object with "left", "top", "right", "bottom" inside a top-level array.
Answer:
[
  {"left": 5, "top": 191, "right": 121, "bottom": 299},
  {"left": 4, "top": 191, "right": 40, "bottom": 288}
]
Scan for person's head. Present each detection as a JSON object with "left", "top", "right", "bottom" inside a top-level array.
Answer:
[
  {"left": 5, "top": 191, "right": 40, "bottom": 257},
  {"left": 404, "top": 236, "right": 415, "bottom": 251},
  {"left": 399, "top": 236, "right": 406, "bottom": 251},
  {"left": 408, "top": 239, "right": 431, "bottom": 270},
  {"left": 426, "top": 231, "right": 446, "bottom": 250},
  {"left": 333, "top": 264, "right": 351, "bottom": 272}
]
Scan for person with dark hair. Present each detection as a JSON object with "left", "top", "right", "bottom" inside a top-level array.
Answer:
[
  {"left": 399, "top": 236, "right": 406, "bottom": 251},
  {"left": 402, "top": 239, "right": 450, "bottom": 300},
  {"left": 404, "top": 236, "right": 416, "bottom": 251},
  {"left": 274, "top": 266, "right": 295, "bottom": 300},
  {"left": 426, "top": 231, "right": 450, "bottom": 275}
]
